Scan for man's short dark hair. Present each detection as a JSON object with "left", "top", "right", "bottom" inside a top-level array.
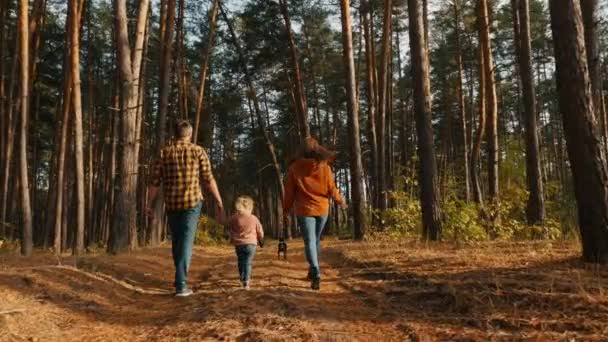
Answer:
[{"left": 175, "top": 120, "right": 193, "bottom": 139}]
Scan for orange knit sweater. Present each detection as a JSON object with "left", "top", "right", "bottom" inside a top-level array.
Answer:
[{"left": 283, "top": 159, "right": 344, "bottom": 217}]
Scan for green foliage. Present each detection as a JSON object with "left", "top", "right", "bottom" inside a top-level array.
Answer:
[
  {"left": 195, "top": 215, "right": 228, "bottom": 246},
  {"left": 374, "top": 192, "right": 422, "bottom": 239},
  {"left": 441, "top": 200, "right": 487, "bottom": 242}
]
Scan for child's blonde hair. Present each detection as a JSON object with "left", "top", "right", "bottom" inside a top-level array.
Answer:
[{"left": 235, "top": 196, "right": 254, "bottom": 215}]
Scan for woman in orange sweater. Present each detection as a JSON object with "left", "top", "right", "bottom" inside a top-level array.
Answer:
[{"left": 283, "top": 137, "right": 347, "bottom": 290}]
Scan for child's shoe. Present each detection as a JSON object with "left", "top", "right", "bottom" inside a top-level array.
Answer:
[{"left": 242, "top": 281, "right": 250, "bottom": 290}]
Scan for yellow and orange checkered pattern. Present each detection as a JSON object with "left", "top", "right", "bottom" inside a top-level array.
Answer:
[{"left": 151, "top": 139, "right": 214, "bottom": 211}]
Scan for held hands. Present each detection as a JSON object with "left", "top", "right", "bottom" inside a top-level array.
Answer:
[{"left": 258, "top": 239, "right": 264, "bottom": 248}]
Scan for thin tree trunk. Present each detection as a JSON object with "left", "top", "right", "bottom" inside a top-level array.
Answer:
[
  {"left": 515, "top": 0, "right": 545, "bottom": 226},
  {"left": 376, "top": 0, "right": 393, "bottom": 212},
  {"left": 157, "top": 0, "right": 176, "bottom": 146},
  {"left": 193, "top": 0, "right": 219, "bottom": 144},
  {"left": 18, "top": 0, "right": 33, "bottom": 256},
  {"left": 454, "top": 0, "right": 470, "bottom": 202},
  {"left": 549, "top": 0, "right": 608, "bottom": 263},
  {"left": 471, "top": 15, "right": 486, "bottom": 205},
  {"left": 340, "top": 0, "right": 368, "bottom": 240},
  {"left": 220, "top": 4, "right": 287, "bottom": 238},
  {"left": 407, "top": 0, "right": 442, "bottom": 240},
  {"left": 0, "top": 30, "right": 18, "bottom": 239},
  {"left": 279, "top": 0, "right": 310, "bottom": 139},
  {"left": 479, "top": 0, "right": 499, "bottom": 212},
  {"left": 362, "top": 0, "right": 378, "bottom": 210},
  {"left": 69, "top": 0, "right": 85, "bottom": 255}
]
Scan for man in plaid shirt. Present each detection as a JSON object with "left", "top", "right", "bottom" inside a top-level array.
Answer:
[{"left": 147, "top": 120, "right": 224, "bottom": 297}]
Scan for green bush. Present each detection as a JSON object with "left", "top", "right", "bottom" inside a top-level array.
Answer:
[{"left": 195, "top": 215, "right": 228, "bottom": 245}]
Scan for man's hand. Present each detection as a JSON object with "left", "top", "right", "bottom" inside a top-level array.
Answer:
[{"left": 215, "top": 203, "right": 226, "bottom": 224}]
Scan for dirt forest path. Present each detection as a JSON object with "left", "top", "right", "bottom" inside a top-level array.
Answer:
[
  {"left": 0, "top": 241, "right": 413, "bottom": 341},
  {"left": 2, "top": 240, "right": 608, "bottom": 341}
]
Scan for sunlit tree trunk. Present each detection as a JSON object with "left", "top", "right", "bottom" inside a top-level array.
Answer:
[
  {"left": 108, "top": 0, "right": 150, "bottom": 253},
  {"left": 479, "top": 0, "right": 499, "bottom": 217},
  {"left": 69, "top": 0, "right": 85, "bottom": 255},
  {"left": 18, "top": 0, "right": 33, "bottom": 256},
  {"left": 362, "top": 0, "right": 378, "bottom": 211},
  {"left": 407, "top": 0, "right": 442, "bottom": 240},
  {"left": 340, "top": 0, "right": 368, "bottom": 240},
  {"left": 193, "top": 0, "right": 219, "bottom": 144},
  {"left": 549, "top": 0, "right": 608, "bottom": 263}
]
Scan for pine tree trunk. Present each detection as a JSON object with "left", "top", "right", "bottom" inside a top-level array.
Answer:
[
  {"left": 0, "top": 29, "right": 18, "bottom": 239},
  {"left": 549, "top": 0, "right": 608, "bottom": 263},
  {"left": 580, "top": 0, "right": 602, "bottom": 132},
  {"left": 454, "top": 0, "right": 471, "bottom": 202},
  {"left": 340, "top": 0, "right": 368, "bottom": 240},
  {"left": 18, "top": 0, "right": 33, "bottom": 256},
  {"left": 108, "top": 0, "right": 149, "bottom": 253},
  {"left": 407, "top": 0, "right": 442, "bottom": 240},
  {"left": 193, "top": 0, "right": 219, "bottom": 144},
  {"left": 376, "top": 0, "right": 392, "bottom": 212},
  {"left": 279, "top": 0, "right": 310, "bottom": 139},
  {"left": 479, "top": 0, "right": 500, "bottom": 213},
  {"left": 471, "top": 27, "right": 486, "bottom": 205},
  {"left": 69, "top": 0, "right": 85, "bottom": 255},
  {"left": 157, "top": 0, "right": 175, "bottom": 147},
  {"left": 515, "top": 0, "right": 545, "bottom": 226},
  {"left": 362, "top": 0, "right": 378, "bottom": 211}
]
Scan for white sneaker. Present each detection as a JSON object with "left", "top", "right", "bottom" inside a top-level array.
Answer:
[{"left": 175, "top": 288, "right": 194, "bottom": 297}]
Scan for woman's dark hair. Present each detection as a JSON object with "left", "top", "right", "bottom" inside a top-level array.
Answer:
[{"left": 296, "top": 137, "right": 336, "bottom": 162}]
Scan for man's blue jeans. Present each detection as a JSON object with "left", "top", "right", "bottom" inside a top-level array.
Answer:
[
  {"left": 167, "top": 202, "right": 202, "bottom": 291},
  {"left": 297, "top": 216, "right": 328, "bottom": 280},
  {"left": 235, "top": 244, "right": 256, "bottom": 283}
]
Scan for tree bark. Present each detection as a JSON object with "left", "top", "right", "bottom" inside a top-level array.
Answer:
[
  {"left": 362, "top": 0, "right": 378, "bottom": 211},
  {"left": 376, "top": 0, "right": 392, "bottom": 212},
  {"left": 157, "top": 0, "right": 176, "bottom": 147},
  {"left": 580, "top": 0, "right": 602, "bottom": 126},
  {"left": 479, "top": 0, "right": 499, "bottom": 211},
  {"left": 279, "top": 0, "right": 310, "bottom": 139},
  {"left": 515, "top": 0, "right": 545, "bottom": 226},
  {"left": 407, "top": 0, "right": 442, "bottom": 240},
  {"left": 549, "top": 0, "right": 608, "bottom": 263},
  {"left": 471, "top": 14, "right": 486, "bottom": 205},
  {"left": 340, "top": 0, "right": 368, "bottom": 240},
  {"left": 108, "top": 0, "right": 150, "bottom": 253},
  {"left": 69, "top": 0, "right": 85, "bottom": 255},
  {"left": 454, "top": 0, "right": 470, "bottom": 202},
  {"left": 193, "top": 0, "right": 220, "bottom": 144},
  {"left": 18, "top": 0, "right": 33, "bottom": 256}
]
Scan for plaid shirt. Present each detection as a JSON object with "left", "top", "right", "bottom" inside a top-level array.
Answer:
[{"left": 151, "top": 139, "right": 215, "bottom": 211}]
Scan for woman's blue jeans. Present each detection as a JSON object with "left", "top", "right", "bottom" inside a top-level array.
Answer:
[
  {"left": 235, "top": 244, "right": 257, "bottom": 283},
  {"left": 297, "top": 215, "right": 328, "bottom": 280},
  {"left": 167, "top": 202, "right": 202, "bottom": 291}
]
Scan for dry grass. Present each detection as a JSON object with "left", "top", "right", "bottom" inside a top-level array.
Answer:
[{"left": 0, "top": 240, "right": 607, "bottom": 341}]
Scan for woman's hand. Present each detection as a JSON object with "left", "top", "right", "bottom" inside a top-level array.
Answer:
[{"left": 339, "top": 201, "right": 348, "bottom": 210}]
